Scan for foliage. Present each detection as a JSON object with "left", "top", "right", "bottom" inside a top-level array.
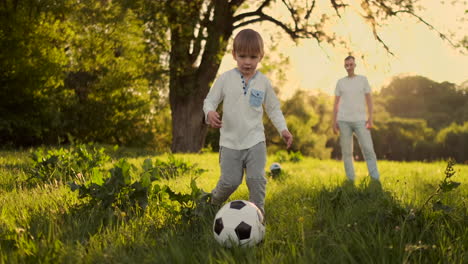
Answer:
[
  {"left": 274, "top": 150, "right": 289, "bottom": 163},
  {"left": 380, "top": 76, "right": 468, "bottom": 130},
  {"left": 438, "top": 159, "right": 461, "bottom": 193},
  {"left": 28, "top": 144, "right": 207, "bottom": 216},
  {"left": 150, "top": 154, "right": 206, "bottom": 180},
  {"left": 372, "top": 117, "right": 436, "bottom": 161},
  {"left": 436, "top": 122, "right": 468, "bottom": 163},
  {"left": 28, "top": 143, "right": 110, "bottom": 184},
  {"left": 0, "top": 0, "right": 73, "bottom": 146},
  {"left": 416, "top": 159, "right": 461, "bottom": 215},
  {"left": 61, "top": 0, "right": 161, "bottom": 147},
  {"left": 1, "top": 152, "right": 467, "bottom": 263},
  {"left": 67, "top": 156, "right": 208, "bottom": 218},
  {"left": 0, "top": 0, "right": 170, "bottom": 149},
  {"left": 69, "top": 159, "right": 148, "bottom": 212},
  {"left": 274, "top": 150, "right": 303, "bottom": 163},
  {"left": 289, "top": 151, "right": 304, "bottom": 163},
  {"left": 151, "top": 106, "right": 173, "bottom": 152},
  {"left": 26, "top": 143, "right": 208, "bottom": 222},
  {"left": 265, "top": 90, "right": 332, "bottom": 158}
]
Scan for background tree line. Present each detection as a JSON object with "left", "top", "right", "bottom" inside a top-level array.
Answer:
[
  {"left": 1, "top": 0, "right": 172, "bottom": 150},
  {"left": 1, "top": 0, "right": 467, "bottom": 162},
  {"left": 203, "top": 75, "right": 468, "bottom": 163}
]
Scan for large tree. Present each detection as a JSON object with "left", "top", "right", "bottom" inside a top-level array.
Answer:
[
  {"left": 0, "top": 0, "right": 72, "bottom": 145},
  {"left": 162, "top": 0, "right": 458, "bottom": 152}
]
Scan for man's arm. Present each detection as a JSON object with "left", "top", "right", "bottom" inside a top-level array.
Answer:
[
  {"left": 365, "top": 93, "right": 373, "bottom": 129},
  {"left": 332, "top": 96, "right": 340, "bottom": 134}
]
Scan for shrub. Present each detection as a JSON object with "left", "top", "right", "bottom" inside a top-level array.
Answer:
[{"left": 28, "top": 143, "right": 110, "bottom": 184}]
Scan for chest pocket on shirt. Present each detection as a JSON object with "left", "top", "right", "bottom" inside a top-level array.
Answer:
[{"left": 249, "top": 89, "right": 264, "bottom": 108}]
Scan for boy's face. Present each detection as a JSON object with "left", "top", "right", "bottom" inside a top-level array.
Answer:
[
  {"left": 344, "top": 58, "right": 356, "bottom": 74},
  {"left": 233, "top": 51, "right": 263, "bottom": 77}
]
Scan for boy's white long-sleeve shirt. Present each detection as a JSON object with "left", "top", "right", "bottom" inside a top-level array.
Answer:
[{"left": 203, "top": 68, "right": 288, "bottom": 150}]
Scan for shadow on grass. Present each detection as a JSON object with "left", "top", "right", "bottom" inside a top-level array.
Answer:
[
  {"left": 4, "top": 175, "right": 465, "bottom": 263},
  {"left": 266, "top": 178, "right": 410, "bottom": 263},
  {"left": 267, "top": 177, "right": 467, "bottom": 264}
]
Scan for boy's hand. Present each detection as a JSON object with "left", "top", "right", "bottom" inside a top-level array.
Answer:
[
  {"left": 333, "top": 121, "right": 339, "bottom": 134},
  {"left": 366, "top": 119, "right": 373, "bottom": 129},
  {"left": 207, "top": 111, "right": 222, "bottom": 128},
  {"left": 281, "top": 130, "right": 293, "bottom": 149}
]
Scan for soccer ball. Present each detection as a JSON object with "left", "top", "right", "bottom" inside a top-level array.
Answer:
[
  {"left": 269, "top": 162, "right": 282, "bottom": 177},
  {"left": 213, "top": 200, "right": 265, "bottom": 247}
]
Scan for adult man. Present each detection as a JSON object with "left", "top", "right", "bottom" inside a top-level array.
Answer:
[{"left": 332, "top": 56, "right": 380, "bottom": 182}]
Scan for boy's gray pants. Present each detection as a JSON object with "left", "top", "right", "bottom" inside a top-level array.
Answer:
[{"left": 211, "top": 142, "right": 267, "bottom": 214}]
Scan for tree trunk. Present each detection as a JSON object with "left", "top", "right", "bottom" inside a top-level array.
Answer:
[
  {"left": 167, "top": 0, "right": 234, "bottom": 153},
  {"left": 169, "top": 64, "right": 224, "bottom": 152},
  {"left": 169, "top": 76, "right": 208, "bottom": 152}
]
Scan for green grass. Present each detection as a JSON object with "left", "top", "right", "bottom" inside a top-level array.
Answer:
[{"left": 0, "top": 149, "right": 467, "bottom": 263}]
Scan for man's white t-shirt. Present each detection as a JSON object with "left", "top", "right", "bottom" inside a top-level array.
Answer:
[
  {"left": 335, "top": 75, "right": 371, "bottom": 122},
  {"left": 203, "top": 68, "right": 287, "bottom": 150}
]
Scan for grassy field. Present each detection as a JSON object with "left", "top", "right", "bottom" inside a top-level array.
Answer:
[{"left": 0, "top": 148, "right": 467, "bottom": 263}]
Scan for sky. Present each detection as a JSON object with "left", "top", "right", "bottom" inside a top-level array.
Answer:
[{"left": 218, "top": 0, "right": 468, "bottom": 98}]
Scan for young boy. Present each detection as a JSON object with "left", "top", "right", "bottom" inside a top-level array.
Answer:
[
  {"left": 332, "top": 55, "right": 380, "bottom": 182},
  {"left": 203, "top": 29, "right": 293, "bottom": 215}
]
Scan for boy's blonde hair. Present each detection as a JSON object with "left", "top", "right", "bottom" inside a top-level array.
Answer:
[{"left": 233, "top": 29, "right": 264, "bottom": 57}]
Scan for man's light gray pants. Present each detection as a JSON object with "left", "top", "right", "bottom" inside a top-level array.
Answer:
[
  {"left": 211, "top": 142, "right": 267, "bottom": 214},
  {"left": 338, "top": 120, "right": 380, "bottom": 181}
]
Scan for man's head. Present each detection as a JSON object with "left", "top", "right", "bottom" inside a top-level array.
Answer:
[
  {"left": 344, "top": 55, "right": 356, "bottom": 76},
  {"left": 232, "top": 29, "right": 264, "bottom": 76}
]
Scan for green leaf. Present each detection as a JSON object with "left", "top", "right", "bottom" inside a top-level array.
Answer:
[
  {"left": 440, "top": 181, "right": 461, "bottom": 192},
  {"left": 91, "top": 167, "right": 104, "bottom": 185},
  {"left": 142, "top": 158, "right": 153, "bottom": 172},
  {"left": 68, "top": 181, "right": 81, "bottom": 192},
  {"left": 432, "top": 200, "right": 453, "bottom": 213},
  {"left": 115, "top": 159, "right": 132, "bottom": 185},
  {"left": 140, "top": 172, "right": 151, "bottom": 188}
]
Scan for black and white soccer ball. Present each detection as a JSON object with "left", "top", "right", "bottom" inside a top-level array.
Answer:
[{"left": 213, "top": 200, "right": 265, "bottom": 247}]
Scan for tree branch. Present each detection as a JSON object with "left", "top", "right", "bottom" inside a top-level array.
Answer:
[
  {"left": 229, "top": 0, "right": 245, "bottom": 9},
  {"left": 233, "top": 0, "right": 329, "bottom": 45},
  {"left": 233, "top": 0, "right": 272, "bottom": 22},
  {"left": 361, "top": 0, "right": 395, "bottom": 56},
  {"left": 330, "top": 0, "right": 347, "bottom": 18},
  {"left": 189, "top": 2, "right": 214, "bottom": 65},
  {"left": 281, "top": 0, "right": 299, "bottom": 29},
  {"left": 234, "top": 13, "right": 298, "bottom": 39},
  {"left": 304, "top": 0, "right": 317, "bottom": 20},
  {"left": 362, "top": 0, "right": 457, "bottom": 55},
  {"left": 394, "top": 10, "right": 457, "bottom": 48},
  {"left": 371, "top": 26, "right": 394, "bottom": 56}
]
